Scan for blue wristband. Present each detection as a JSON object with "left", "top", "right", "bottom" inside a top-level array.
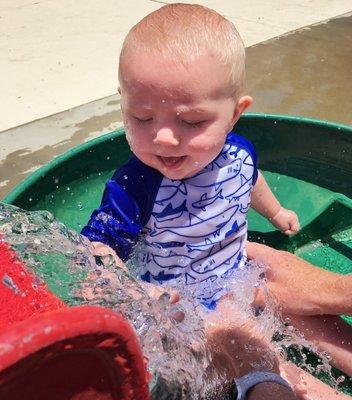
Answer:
[{"left": 234, "top": 371, "right": 293, "bottom": 399}]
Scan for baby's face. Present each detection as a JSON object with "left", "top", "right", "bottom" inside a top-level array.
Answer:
[{"left": 119, "top": 51, "right": 241, "bottom": 180}]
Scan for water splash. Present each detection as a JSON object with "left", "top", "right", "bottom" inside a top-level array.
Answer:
[
  {"left": 0, "top": 203, "right": 349, "bottom": 397},
  {"left": 0, "top": 203, "right": 211, "bottom": 398}
]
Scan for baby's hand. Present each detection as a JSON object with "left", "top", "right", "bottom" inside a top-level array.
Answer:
[
  {"left": 270, "top": 207, "right": 300, "bottom": 235},
  {"left": 144, "top": 283, "right": 180, "bottom": 305},
  {"left": 91, "top": 241, "right": 127, "bottom": 271},
  {"left": 144, "top": 283, "right": 184, "bottom": 322}
]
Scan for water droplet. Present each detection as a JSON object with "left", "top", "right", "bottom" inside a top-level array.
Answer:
[
  {"left": 336, "top": 375, "right": 345, "bottom": 384},
  {"left": 2, "top": 274, "right": 20, "bottom": 294}
]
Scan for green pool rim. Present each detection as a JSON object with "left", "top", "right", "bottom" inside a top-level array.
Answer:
[{"left": 3, "top": 112, "right": 351, "bottom": 205}]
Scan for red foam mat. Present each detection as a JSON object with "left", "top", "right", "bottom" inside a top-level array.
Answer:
[
  {"left": 0, "top": 239, "right": 65, "bottom": 328},
  {"left": 0, "top": 306, "right": 151, "bottom": 400},
  {"left": 0, "top": 237, "right": 150, "bottom": 399}
]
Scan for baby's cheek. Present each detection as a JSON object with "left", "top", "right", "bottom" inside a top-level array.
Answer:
[
  {"left": 125, "top": 125, "right": 138, "bottom": 149},
  {"left": 188, "top": 133, "right": 224, "bottom": 153},
  {"left": 125, "top": 133, "right": 134, "bottom": 150}
]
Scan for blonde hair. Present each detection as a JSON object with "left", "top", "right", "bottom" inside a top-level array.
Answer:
[{"left": 119, "top": 3, "right": 246, "bottom": 97}]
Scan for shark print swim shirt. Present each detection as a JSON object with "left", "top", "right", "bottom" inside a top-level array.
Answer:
[{"left": 82, "top": 131, "right": 258, "bottom": 308}]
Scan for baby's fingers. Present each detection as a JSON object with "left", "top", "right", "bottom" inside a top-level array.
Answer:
[
  {"left": 292, "top": 215, "right": 300, "bottom": 231},
  {"left": 284, "top": 227, "right": 298, "bottom": 235},
  {"left": 169, "top": 290, "right": 180, "bottom": 304},
  {"left": 169, "top": 310, "right": 185, "bottom": 322},
  {"left": 283, "top": 217, "right": 300, "bottom": 235}
]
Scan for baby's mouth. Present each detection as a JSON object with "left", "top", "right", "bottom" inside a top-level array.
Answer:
[{"left": 158, "top": 156, "right": 186, "bottom": 168}]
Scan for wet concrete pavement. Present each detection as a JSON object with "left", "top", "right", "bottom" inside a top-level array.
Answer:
[
  {"left": 2, "top": 0, "right": 351, "bottom": 132},
  {"left": 0, "top": 96, "right": 123, "bottom": 199},
  {"left": 1, "top": 12, "right": 351, "bottom": 199},
  {"left": 247, "top": 13, "right": 352, "bottom": 125}
]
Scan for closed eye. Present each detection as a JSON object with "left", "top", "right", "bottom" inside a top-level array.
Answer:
[
  {"left": 133, "top": 116, "right": 153, "bottom": 123},
  {"left": 181, "top": 120, "right": 206, "bottom": 128}
]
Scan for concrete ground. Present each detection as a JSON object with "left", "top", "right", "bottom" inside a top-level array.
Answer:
[{"left": 1, "top": 1, "right": 352, "bottom": 199}]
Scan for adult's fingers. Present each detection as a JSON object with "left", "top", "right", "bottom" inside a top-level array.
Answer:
[{"left": 252, "top": 287, "right": 266, "bottom": 310}]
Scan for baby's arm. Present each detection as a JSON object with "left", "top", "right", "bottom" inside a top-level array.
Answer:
[
  {"left": 251, "top": 172, "right": 300, "bottom": 235},
  {"left": 91, "top": 241, "right": 181, "bottom": 309}
]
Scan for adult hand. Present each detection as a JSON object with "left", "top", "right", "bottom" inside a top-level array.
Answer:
[{"left": 247, "top": 241, "right": 352, "bottom": 316}]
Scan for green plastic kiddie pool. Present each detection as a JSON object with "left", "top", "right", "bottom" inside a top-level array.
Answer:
[
  {"left": 5, "top": 113, "right": 352, "bottom": 278},
  {"left": 4, "top": 113, "right": 352, "bottom": 393}
]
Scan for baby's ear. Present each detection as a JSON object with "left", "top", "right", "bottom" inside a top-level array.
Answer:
[{"left": 232, "top": 95, "right": 253, "bottom": 124}]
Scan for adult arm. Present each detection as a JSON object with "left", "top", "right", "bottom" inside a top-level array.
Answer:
[{"left": 247, "top": 241, "right": 352, "bottom": 316}]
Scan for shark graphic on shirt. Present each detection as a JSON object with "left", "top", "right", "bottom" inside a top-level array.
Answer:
[
  {"left": 185, "top": 273, "right": 223, "bottom": 301},
  {"left": 152, "top": 200, "right": 188, "bottom": 222},
  {"left": 149, "top": 204, "right": 239, "bottom": 239},
  {"left": 153, "top": 250, "right": 194, "bottom": 269},
  {"left": 185, "top": 272, "right": 218, "bottom": 286},
  {"left": 190, "top": 236, "right": 243, "bottom": 274},
  {"left": 186, "top": 238, "right": 216, "bottom": 253},
  {"left": 147, "top": 240, "right": 186, "bottom": 249},
  {"left": 192, "top": 189, "right": 224, "bottom": 211},
  {"left": 141, "top": 270, "right": 182, "bottom": 283},
  {"left": 187, "top": 159, "right": 242, "bottom": 190},
  {"left": 225, "top": 174, "right": 253, "bottom": 203},
  {"left": 155, "top": 182, "right": 187, "bottom": 205}
]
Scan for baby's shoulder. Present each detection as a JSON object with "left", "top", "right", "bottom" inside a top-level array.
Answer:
[{"left": 226, "top": 131, "right": 257, "bottom": 161}]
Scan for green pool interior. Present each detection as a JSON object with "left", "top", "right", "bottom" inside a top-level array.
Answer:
[
  {"left": 32, "top": 167, "right": 352, "bottom": 394},
  {"left": 34, "top": 168, "right": 352, "bottom": 322},
  {"left": 34, "top": 170, "right": 351, "bottom": 266},
  {"left": 4, "top": 117, "right": 352, "bottom": 394}
]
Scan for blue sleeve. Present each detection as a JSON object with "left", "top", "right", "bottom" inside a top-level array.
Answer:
[
  {"left": 228, "top": 132, "right": 258, "bottom": 185},
  {"left": 81, "top": 156, "right": 163, "bottom": 261}
]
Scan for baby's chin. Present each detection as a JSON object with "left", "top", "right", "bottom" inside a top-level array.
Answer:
[
  {"left": 137, "top": 152, "right": 204, "bottom": 180},
  {"left": 158, "top": 161, "right": 205, "bottom": 180}
]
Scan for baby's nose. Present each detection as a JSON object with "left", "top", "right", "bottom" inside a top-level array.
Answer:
[{"left": 153, "top": 128, "right": 180, "bottom": 146}]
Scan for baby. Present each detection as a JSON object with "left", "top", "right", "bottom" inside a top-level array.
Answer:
[
  {"left": 82, "top": 3, "right": 299, "bottom": 310},
  {"left": 81, "top": 5, "right": 351, "bottom": 399}
]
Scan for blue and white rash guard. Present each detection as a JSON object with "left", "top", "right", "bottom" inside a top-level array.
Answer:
[{"left": 82, "top": 132, "right": 258, "bottom": 308}]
